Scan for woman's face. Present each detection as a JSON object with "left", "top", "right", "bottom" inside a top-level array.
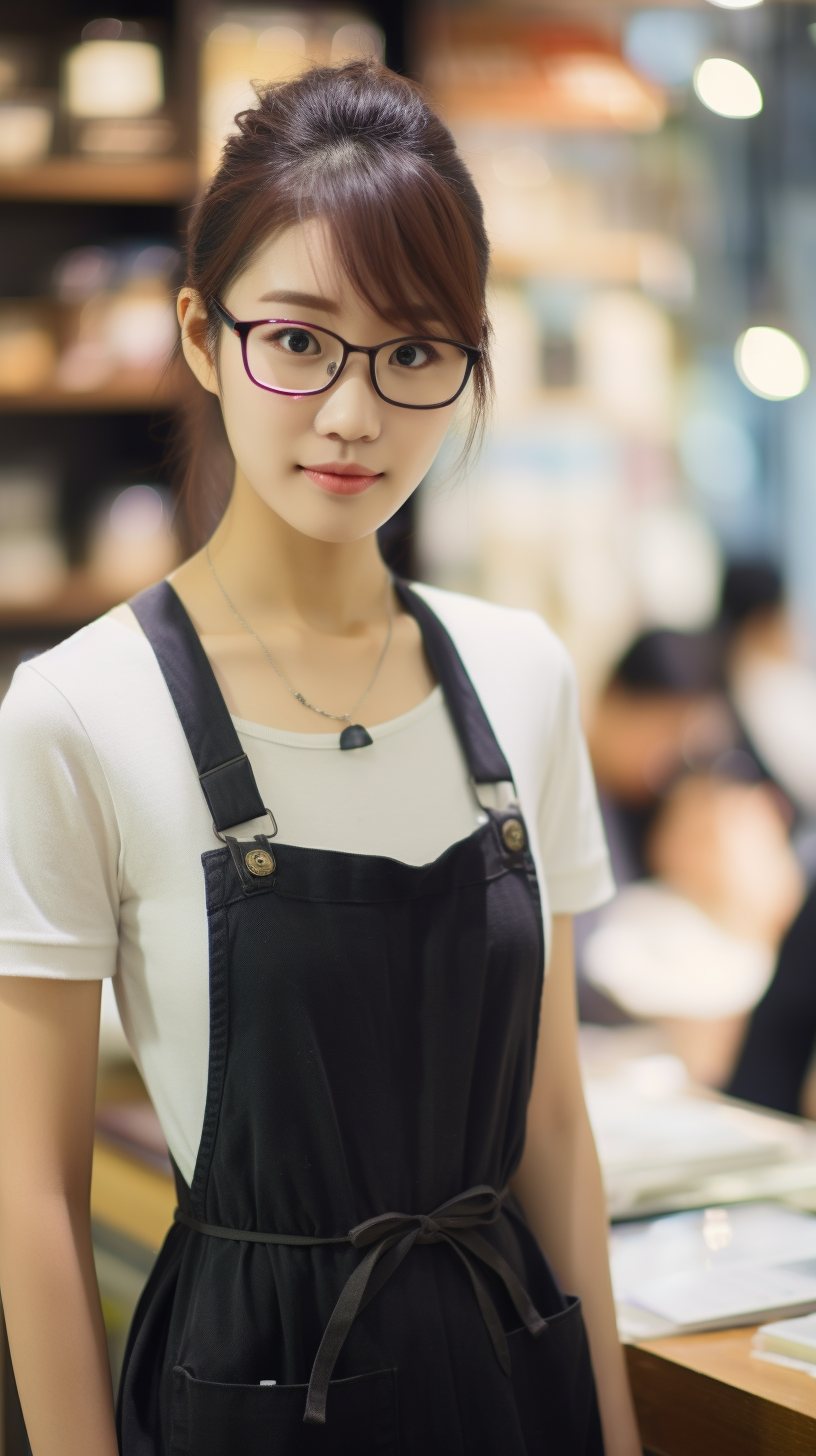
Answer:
[{"left": 179, "top": 218, "right": 462, "bottom": 544}]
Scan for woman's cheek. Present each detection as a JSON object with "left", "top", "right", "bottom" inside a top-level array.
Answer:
[{"left": 393, "top": 408, "right": 454, "bottom": 482}]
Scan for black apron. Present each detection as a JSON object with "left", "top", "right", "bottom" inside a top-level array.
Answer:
[{"left": 117, "top": 579, "right": 603, "bottom": 1456}]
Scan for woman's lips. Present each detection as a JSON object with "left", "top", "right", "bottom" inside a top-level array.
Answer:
[{"left": 301, "top": 466, "right": 382, "bottom": 496}]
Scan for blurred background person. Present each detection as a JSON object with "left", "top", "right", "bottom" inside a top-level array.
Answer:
[
  {"left": 581, "top": 563, "right": 813, "bottom": 1087},
  {"left": 584, "top": 767, "right": 804, "bottom": 1086},
  {"left": 728, "top": 886, "right": 816, "bottom": 1117}
]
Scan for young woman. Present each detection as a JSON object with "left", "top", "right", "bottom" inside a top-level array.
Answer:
[{"left": 0, "top": 63, "right": 640, "bottom": 1456}]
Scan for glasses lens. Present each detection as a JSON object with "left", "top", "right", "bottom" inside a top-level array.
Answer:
[
  {"left": 245, "top": 323, "right": 344, "bottom": 393},
  {"left": 375, "top": 339, "right": 469, "bottom": 406}
]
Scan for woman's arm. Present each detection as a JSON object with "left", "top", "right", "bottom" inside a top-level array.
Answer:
[
  {"left": 0, "top": 976, "right": 119, "bottom": 1456},
  {"left": 511, "top": 915, "right": 641, "bottom": 1456}
]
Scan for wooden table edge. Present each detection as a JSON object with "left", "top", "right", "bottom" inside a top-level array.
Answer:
[{"left": 625, "top": 1328, "right": 816, "bottom": 1456}]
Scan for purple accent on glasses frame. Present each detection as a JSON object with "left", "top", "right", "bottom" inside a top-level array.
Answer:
[{"left": 212, "top": 298, "right": 481, "bottom": 410}]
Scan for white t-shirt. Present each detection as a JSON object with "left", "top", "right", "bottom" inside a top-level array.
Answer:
[{"left": 0, "top": 582, "right": 613, "bottom": 1184}]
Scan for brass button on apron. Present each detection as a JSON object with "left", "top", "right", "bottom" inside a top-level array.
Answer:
[
  {"left": 245, "top": 847, "right": 275, "bottom": 877},
  {"left": 501, "top": 818, "right": 526, "bottom": 854}
]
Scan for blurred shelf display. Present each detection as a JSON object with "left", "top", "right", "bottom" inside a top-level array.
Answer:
[
  {"left": 0, "top": 156, "right": 197, "bottom": 203},
  {"left": 0, "top": 478, "right": 179, "bottom": 630},
  {"left": 91, "top": 1138, "right": 174, "bottom": 1253},
  {"left": 493, "top": 233, "right": 694, "bottom": 291},
  {"left": 420, "top": 15, "right": 666, "bottom": 131},
  {"left": 0, "top": 245, "right": 181, "bottom": 409},
  {"left": 416, "top": 3, "right": 775, "bottom": 704},
  {"left": 199, "top": 9, "right": 384, "bottom": 178},
  {"left": 0, "top": 570, "right": 126, "bottom": 632},
  {"left": 0, "top": 369, "right": 179, "bottom": 413},
  {"left": 412, "top": 0, "right": 816, "bottom": 707},
  {"left": 0, "top": 6, "right": 189, "bottom": 683}
]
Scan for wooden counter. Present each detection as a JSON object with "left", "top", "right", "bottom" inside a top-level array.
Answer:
[{"left": 626, "top": 1327, "right": 816, "bottom": 1456}]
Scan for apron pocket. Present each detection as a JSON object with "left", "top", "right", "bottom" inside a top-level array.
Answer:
[
  {"left": 171, "top": 1364, "right": 400, "bottom": 1456},
  {"left": 507, "top": 1295, "right": 603, "bottom": 1455}
]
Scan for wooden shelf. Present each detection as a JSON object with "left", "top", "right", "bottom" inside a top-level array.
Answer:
[
  {"left": 0, "top": 369, "right": 180, "bottom": 413},
  {"left": 0, "top": 157, "right": 197, "bottom": 205}
]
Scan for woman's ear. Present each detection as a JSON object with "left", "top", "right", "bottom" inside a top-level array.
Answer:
[{"left": 178, "top": 289, "right": 220, "bottom": 396}]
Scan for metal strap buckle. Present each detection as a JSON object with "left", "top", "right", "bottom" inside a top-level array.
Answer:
[{"left": 212, "top": 805, "right": 278, "bottom": 844}]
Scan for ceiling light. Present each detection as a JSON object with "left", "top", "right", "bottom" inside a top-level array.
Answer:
[
  {"left": 694, "top": 57, "right": 762, "bottom": 118},
  {"left": 735, "top": 327, "right": 809, "bottom": 401},
  {"left": 705, "top": 0, "right": 763, "bottom": 9}
]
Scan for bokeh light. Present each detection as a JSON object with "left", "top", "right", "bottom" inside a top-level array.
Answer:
[
  {"left": 694, "top": 58, "right": 762, "bottom": 119},
  {"left": 109, "top": 485, "right": 166, "bottom": 541},
  {"left": 735, "top": 327, "right": 810, "bottom": 401}
]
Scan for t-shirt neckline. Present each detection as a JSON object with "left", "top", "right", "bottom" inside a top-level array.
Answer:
[{"left": 231, "top": 683, "right": 444, "bottom": 749}]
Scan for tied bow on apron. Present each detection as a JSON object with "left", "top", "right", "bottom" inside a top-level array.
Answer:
[{"left": 176, "top": 1185, "right": 547, "bottom": 1425}]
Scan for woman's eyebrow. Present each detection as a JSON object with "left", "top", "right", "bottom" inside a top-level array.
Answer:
[{"left": 258, "top": 289, "right": 339, "bottom": 313}]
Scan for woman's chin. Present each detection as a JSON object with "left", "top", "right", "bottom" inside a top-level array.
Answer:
[{"left": 246, "top": 480, "right": 410, "bottom": 545}]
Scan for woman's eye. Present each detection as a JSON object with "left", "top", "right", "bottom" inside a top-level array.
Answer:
[
  {"left": 267, "top": 328, "right": 321, "bottom": 355},
  {"left": 390, "top": 342, "right": 437, "bottom": 369}
]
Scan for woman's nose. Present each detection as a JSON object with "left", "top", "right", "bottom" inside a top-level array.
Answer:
[{"left": 312, "top": 357, "right": 382, "bottom": 442}]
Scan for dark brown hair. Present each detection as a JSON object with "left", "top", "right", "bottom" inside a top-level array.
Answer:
[{"left": 175, "top": 60, "right": 492, "bottom": 550}]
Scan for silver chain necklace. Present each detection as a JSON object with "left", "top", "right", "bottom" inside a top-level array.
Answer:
[{"left": 205, "top": 546, "right": 393, "bottom": 749}]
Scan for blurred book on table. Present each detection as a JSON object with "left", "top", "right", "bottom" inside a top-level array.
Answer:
[
  {"left": 581, "top": 1027, "right": 816, "bottom": 1221},
  {"left": 612, "top": 1202, "right": 816, "bottom": 1340}
]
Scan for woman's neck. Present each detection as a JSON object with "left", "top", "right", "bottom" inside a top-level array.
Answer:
[
  {"left": 205, "top": 469, "right": 390, "bottom": 632},
  {"left": 167, "top": 468, "right": 433, "bottom": 733}
]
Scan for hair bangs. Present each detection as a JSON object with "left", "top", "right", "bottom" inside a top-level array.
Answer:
[{"left": 297, "top": 147, "right": 486, "bottom": 349}]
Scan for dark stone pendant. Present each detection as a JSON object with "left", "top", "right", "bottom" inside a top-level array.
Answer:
[{"left": 339, "top": 723, "right": 373, "bottom": 751}]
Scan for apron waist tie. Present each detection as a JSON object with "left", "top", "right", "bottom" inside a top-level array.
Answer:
[{"left": 174, "top": 1184, "right": 547, "bottom": 1426}]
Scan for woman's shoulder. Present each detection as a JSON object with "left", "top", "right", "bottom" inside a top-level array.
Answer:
[
  {"left": 1, "top": 605, "right": 158, "bottom": 746},
  {"left": 407, "top": 583, "right": 581, "bottom": 788},
  {"left": 408, "top": 581, "right": 574, "bottom": 707}
]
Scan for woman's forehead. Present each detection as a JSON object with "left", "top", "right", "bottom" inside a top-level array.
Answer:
[{"left": 231, "top": 219, "right": 447, "bottom": 335}]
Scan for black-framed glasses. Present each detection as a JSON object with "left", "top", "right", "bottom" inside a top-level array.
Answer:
[{"left": 213, "top": 299, "right": 481, "bottom": 410}]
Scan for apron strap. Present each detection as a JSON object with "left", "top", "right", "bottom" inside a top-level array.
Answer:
[
  {"left": 394, "top": 581, "right": 513, "bottom": 786},
  {"left": 131, "top": 576, "right": 513, "bottom": 828},
  {"left": 129, "top": 581, "right": 267, "bottom": 834}
]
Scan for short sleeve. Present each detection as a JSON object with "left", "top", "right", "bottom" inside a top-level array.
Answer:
[
  {"left": 536, "top": 649, "right": 615, "bottom": 916},
  {"left": 0, "top": 663, "right": 120, "bottom": 979}
]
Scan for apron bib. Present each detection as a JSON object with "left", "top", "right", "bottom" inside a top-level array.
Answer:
[{"left": 117, "top": 580, "right": 603, "bottom": 1456}]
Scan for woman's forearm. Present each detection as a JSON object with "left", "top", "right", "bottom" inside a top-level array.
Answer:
[
  {"left": 512, "top": 1103, "right": 640, "bottom": 1456},
  {"left": 512, "top": 915, "right": 640, "bottom": 1456},
  {"left": 0, "top": 1194, "right": 119, "bottom": 1456},
  {"left": 0, "top": 976, "right": 117, "bottom": 1456}
]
